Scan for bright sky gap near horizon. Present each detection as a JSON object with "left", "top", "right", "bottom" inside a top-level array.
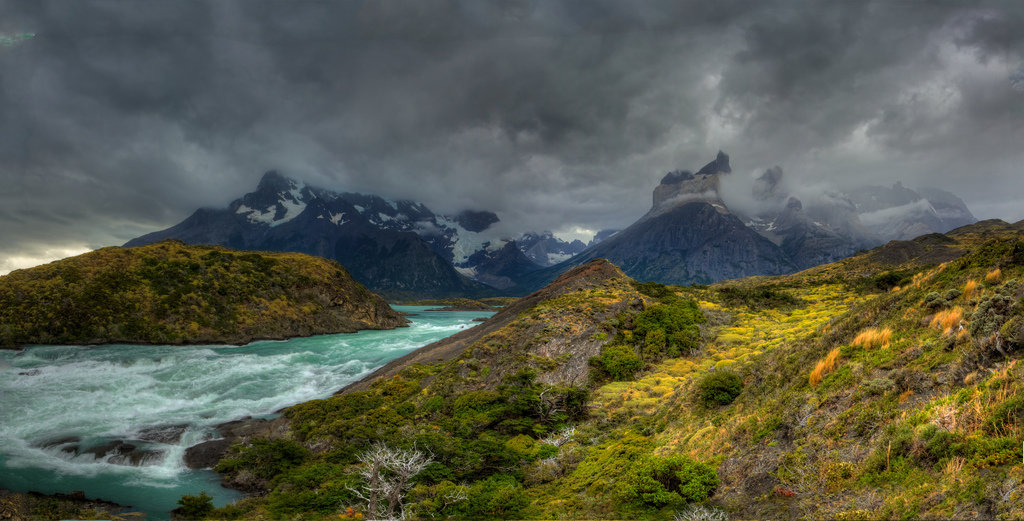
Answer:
[{"left": 1, "top": 1, "right": 1022, "bottom": 274}]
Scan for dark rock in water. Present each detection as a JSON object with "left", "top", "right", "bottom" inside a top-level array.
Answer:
[
  {"left": 109, "top": 448, "right": 165, "bottom": 467},
  {"left": 70, "top": 440, "right": 166, "bottom": 466},
  {"left": 18, "top": 369, "right": 41, "bottom": 376},
  {"left": 137, "top": 424, "right": 189, "bottom": 444},
  {"left": 183, "top": 439, "right": 233, "bottom": 469},
  {"left": 216, "top": 416, "right": 288, "bottom": 440},
  {"left": 82, "top": 440, "right": 133, "bottom": 459},
  {"left": 182, "top": 416, "right": 289, "bottom": 470},
  {"left": 472, "top": 317, "right": 488, "bottom": 322},
  {"left": 37, "top": 435, "right": 80, "bottom": 450}
]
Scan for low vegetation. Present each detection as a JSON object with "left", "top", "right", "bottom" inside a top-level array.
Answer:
[
  {"left": 0, "top": 240, "right": 404, "bottom": 347},
  {"left": 164, "top": 221, "right": 1024, "bottom": 519}
]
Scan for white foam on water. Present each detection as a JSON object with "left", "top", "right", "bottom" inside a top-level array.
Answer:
[{"left": 0, "top": 306, "right": 493, "bottom": 516}]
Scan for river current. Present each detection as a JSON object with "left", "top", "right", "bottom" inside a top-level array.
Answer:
[{"left": 0, "top": 306, "right": 492, "bottom": 519}]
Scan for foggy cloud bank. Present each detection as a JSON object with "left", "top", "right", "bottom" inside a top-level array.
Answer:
[{"left": 1, "top": 1, "right": 1022, "bottom": 273}]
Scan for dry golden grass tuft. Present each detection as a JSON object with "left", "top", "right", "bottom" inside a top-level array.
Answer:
[
  {"left": 810, "top": 347, "right": 842, "bottom": 387},
  {"left": 985, "top": 268, "right": 1002, "bottom": 284},
  {"left": 852, "top": 327, "right": 893, "bottom": 349},
  {"left": 964, "top": 279, "right": 980, "bottom": 300},
  {"left": 930, "top": 307, "right": 963, "bottom": 336},
  {"left": 942, "top": 456, "right": 966, "bottom": 481}
]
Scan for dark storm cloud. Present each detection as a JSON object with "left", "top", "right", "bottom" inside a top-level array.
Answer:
[{"left": 1, "top": 0, "right": 1022, "bottom": 273}]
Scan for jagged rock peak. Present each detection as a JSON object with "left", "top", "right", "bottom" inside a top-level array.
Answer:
[
  {"left": 695, "top": 150, "right": 731, "bottom": 176},
  {"left": 651, "top": 151, "right": 731, "bottom": 211},
  {"left": 753, "top": 166, "right": 784, "bottom": 201},
  {"left": 660, "top": 170, "right": 694, "bottom": 185},
  {"left": 454, "top": 210, "right": 500, "bottom": 233},
  {"left": 257, "top": 170, "right": 297, "bottom": 192}
]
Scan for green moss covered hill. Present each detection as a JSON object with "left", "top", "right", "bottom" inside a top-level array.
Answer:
[
  {"left": 0, "top": 240, "right": 406, "bottom": 348},
  {"left": 198, "top": 220, "right": 1024, "bottom": 520}
]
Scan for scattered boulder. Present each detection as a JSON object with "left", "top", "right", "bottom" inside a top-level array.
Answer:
[
  {"left": 183, "top": 439, "right": 233, "bottom": 469},
  {"left": 137, "top": 424, "right": 189, "bottom": 444}
]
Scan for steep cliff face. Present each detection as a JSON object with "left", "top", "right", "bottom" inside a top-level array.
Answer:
[
  {"left": 651, "top": 150, "right": 732, "bottom": 212},
  {"left": 0, "top": 240, "right": 407, "bottom": 348},
  {"left": 578, "top": 202, "right": 796, "bottom": 284}
]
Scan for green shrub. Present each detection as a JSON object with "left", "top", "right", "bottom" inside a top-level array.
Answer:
[
  {"left": 1013, "top": 241, "right": 1024, "bottom": 265},
  {"left": 175, "top": 491, "right": 214, "bottom": 520},
  {"left": 987, "top": 395, "right": 1024, "bottom": 434},
  {"left": 591, "top": 344, "right": 644, "bottom": 381},
  {"left": 717, "top": 285, "right": 801, "bottom": 309},
  {"left": 620, "top": 455, "right": 719, "bottom": 507},
  {"left": 214, "top": 438, "right": 309, "bottom": 480},
  {"left": 635, "top": 281, "right": 677, "bottom": 301},
  {"left": 455, "top": 474, "right": 528, "bottom": 519},
  {"left": 970, "top": 294, "right": 1016, "bottom": 338},
  {"left": 696, "top": 371, "right": 743, "bottom": 407},
  {"left": 632, "top": 298, "right": 705, "bottom": 360}
]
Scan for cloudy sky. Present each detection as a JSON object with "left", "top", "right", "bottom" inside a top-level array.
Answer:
[{"left": 1, "top": 0, "right": 1022, "bottom": 274}]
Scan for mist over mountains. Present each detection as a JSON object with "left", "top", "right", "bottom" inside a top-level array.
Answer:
[{"left": 126, "top": 152, "right": 976, "bottom": 298}]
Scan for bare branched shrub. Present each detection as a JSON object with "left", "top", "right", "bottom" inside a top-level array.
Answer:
[
  {"left": 349, "top": 443, "right": 433, "bottom": 520},
  {"left": 674, "top": 503, "right": 728, "bottom": 521}
]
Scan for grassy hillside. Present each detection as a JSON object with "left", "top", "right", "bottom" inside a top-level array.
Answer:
[
  {"left": 195, "top": 220, "right": 1024, "bottom": 520},
  {"left": 0, "top": 240, "right": 406, "bottom": 348}
]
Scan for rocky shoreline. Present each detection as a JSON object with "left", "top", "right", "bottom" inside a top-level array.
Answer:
[
  {"left": 0, "top": 489, "right": 144, "bottom": 520},
  {"left": 182, "top": 416, "right": 289, "bottom": 471}
]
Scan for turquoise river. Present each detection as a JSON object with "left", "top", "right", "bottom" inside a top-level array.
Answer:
[{"left": 0, "top": 306, "right": 493, "bottom": 519}]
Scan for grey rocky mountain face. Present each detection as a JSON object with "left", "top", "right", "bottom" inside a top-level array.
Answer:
[
  {"left": 516, "top": 231, "right": 588, "bottom": 267},
  {"left": 125, "top": 171, "right": 532, "bottom": 298},
  {"left": 128, "top": 156, "right": 976, "bottom": 297},
  {"left": 513, "top": 152, "right": 977, "bottom": 293}
]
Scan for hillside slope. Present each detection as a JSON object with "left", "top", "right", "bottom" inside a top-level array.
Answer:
[
  {"left": 200, "top": 220, "right": 1024, "bottom": 520},
  {"left": 0, "top": 240, "right": 406, "bottom": 348}
]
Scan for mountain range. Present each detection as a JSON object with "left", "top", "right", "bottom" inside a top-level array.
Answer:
[
  {"left": 514, "top": 151, "right": 977, "bottom": 291},
  {"left": 127, "top": 153, "right": 976, "bottom": 297}
]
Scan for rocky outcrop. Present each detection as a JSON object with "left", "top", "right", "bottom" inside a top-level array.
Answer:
[
  {"left": 651, "top": 151, "right": 732, "bottom": 211},
  {"left": 183, "top": 416, "right": 289, "bottom": 469}
]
